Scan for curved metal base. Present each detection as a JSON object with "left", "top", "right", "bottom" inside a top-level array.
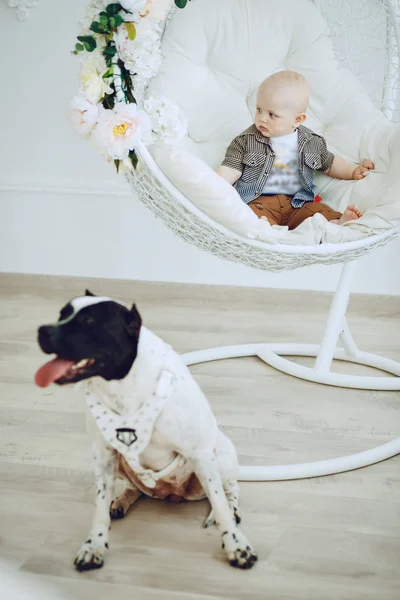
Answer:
[
  {"left": 183, "top": 343, "right": 400, "bottom": 481},
  {"left": 183, "top": 342, "right": 400, "bottom": 391},
  {"left": 237, "top": 438, "right": 400, "bottom": 481},
  {"left": 181, "top": 262, "right": 400, "bottom": 480}
]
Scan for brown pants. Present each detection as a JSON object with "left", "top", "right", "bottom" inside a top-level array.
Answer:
[{"left": 248, "top": 194, "right": 342, "bottom": 230}]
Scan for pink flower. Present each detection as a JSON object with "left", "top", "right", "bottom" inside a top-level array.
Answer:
[
  {"left": 69, "top": 95, "right": 99, "bottom": 136},
  {"left": 92, "top": 102, "right": 151, "bottom": 160}
]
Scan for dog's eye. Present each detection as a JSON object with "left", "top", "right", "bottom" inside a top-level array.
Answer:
[{"left": 83, "top": 315, "right": 95, "bottom": 326}]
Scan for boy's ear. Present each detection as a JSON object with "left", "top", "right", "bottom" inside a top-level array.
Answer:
[
  {"left": 125, "top": 304, "right": 142, "bottom": 337},
  {"left": 295, "top": 112, "right": 307, "bottom": 127},
  {"left": 85, "top": 289, "right": 95, "bottom": 297}
]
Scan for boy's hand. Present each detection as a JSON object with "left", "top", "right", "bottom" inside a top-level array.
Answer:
[{"left": 352, "top": 159, "right": 374, "bottom": 180}]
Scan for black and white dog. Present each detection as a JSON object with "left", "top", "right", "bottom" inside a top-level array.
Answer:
[{"left": 35, "top": 291, "right": 257, "bottom": 571}]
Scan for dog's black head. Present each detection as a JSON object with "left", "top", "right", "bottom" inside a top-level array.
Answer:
[{"left": 35, "top": 290, "right": 142, "bottom": 387}]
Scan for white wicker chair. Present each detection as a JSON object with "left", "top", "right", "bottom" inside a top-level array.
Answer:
[{"left": 124, "top": 0, "right": 400, "bottom": 479}]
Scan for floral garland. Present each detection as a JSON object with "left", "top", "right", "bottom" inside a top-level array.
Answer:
[{"left": 69, "top": 0, "right": 190, "bottom": 173}]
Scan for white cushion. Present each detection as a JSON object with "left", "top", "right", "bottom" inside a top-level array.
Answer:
[
  {"left": 147, "top": 0, "right": 400, "bottom": 244},
  {"left": 149, "top": 143, "right": 293, "bottom": 242},
  {"left": 150, "top": 143, "right": 335, "bottom": 245}
]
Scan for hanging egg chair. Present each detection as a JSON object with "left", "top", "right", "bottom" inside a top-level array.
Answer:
[{"left": 72, "top": 0, "right": 400, "bottom": 481}]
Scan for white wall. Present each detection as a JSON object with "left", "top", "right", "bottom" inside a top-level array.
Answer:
[{"left": 1, "top": 1, "right": 399, "bottom": 295}]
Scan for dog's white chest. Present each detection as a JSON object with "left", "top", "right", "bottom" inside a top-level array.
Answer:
[{"left": 84, "top": 329, "right": 188, "bottom": 488}]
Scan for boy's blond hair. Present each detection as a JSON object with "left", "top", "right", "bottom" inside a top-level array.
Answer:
[{"left": 257, "top": 70, "right": 310, "bottom": 114}]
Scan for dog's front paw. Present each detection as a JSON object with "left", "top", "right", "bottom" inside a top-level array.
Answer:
[
  {"left": 110, "top": 488, "right": 141, "bottom": 519},
  {"left": 222, "top": 530, "right": 258, "bottom": 570},
  {"left": 110, "top": 498, "right": 126, "bottom": 520},
  {"left": 74, "top": 540, "right": 108, "bottom": 572},
  {"left": 110, "top": 493, "right": 132, "bottom": 519}
]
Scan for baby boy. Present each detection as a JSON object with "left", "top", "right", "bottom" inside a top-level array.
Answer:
[{"left": 217, "top": 71, "right": 374, "bottom": 230}]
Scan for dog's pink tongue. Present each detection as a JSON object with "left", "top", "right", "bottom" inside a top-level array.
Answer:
[{"left": 35, "top": 358, "right": 74, "bottom": 388}]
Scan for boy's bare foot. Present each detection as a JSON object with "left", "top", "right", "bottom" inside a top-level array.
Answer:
[{"left": 334, "top": 204, "right": 363, "bottom": 225}]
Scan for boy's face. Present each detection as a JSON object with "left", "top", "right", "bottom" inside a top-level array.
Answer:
[{"left": 255, "top": 88, "right": 303, "bottom": 138}]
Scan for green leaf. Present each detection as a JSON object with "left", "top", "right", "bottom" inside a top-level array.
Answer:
[
  {"left": 124, "top": 22, "right": 136, "bottom": 41},
  {"left": 126, "top": 89, "right": 136, "bottom": 104},
  {"left": 109, "top": 16, "right": 116, "bottom": 27},
  {"left": 103, "top": 93, "right": 116, "bottom": 110},
  {"left": 75, "top": 42, "right": 84, "bottom": 52},
  {"left": 114, "top": 159, "right": 120, "bottom": 173},
  {"left": 113, "top": 14, "right": 124, "bottom": 27},
  {"left": 103, "top": 44, "right": 117, "bottom": 57},
  {"left": 174, "top": 0, "right": 188, "bottom": 8},
  {"left": 106, "top": 3, "right": 122, "bottom": 16},
  {"left": 89, "top": 21, "right": 107, "bottom": 34},
  {"left": 77, "top": 35, "right": 97, "bottom": 52},
  {"left": 99, "top": 14, "right": 109, "bottom": 25},
  {"left": 130, "top": 150, "right": 138, "bottom": 170}
]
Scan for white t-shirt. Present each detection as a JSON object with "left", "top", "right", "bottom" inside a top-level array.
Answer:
[{"left": 262, "top": 131, "right": 302, "bottom": 195}]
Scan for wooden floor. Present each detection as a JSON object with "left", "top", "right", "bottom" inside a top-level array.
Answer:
[{"left": 0, "top": 273, "right": 400, "bottom": 600}]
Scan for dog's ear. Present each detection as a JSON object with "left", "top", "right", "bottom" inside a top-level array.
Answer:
[
  {"left": 85, "top": 289, "right": 96, "bottom": 297},
  {"left": 125, "top": 304, "right": 142, "bottom": 337}
]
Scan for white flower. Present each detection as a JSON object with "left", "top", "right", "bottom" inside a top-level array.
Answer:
[
  {"left": 79, "top": 50, "right": 113, "bottom": 103},
  {"left": 113, "top": 24, "right": 135, "bottom": 64},
  {"left": 139, "top": 0, "right": 172, "bottom": 21},
  {"left": 92, "top": 102, "right": 152, "bottom": 160},
  {"left": 122, "top": 0, "right": 172, "bottom": 22},
  {"left": 119, "top": 0, "right": 147, "bottom": 15},
  {"left": 69, "top": 95, "right": 99, "bottom": 136},
  {"left": 144, "top": 95, "right": 188, "bottom": 144},
  {"left": 119, "top": 0, "right": 173, "bottom": 23},
  {"left": 114, "top": 20, "right": 162, "bottom": 82},
  {"left": 79, "top": 0, "right": 108, "bottom": 33}
]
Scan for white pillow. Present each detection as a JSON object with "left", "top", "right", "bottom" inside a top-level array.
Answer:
[
  {"left": 148, "top": 143, "right": 290, "bottom": 243},
  {"left": 148, "top": 142, "right": 400, "bottom": 246}
]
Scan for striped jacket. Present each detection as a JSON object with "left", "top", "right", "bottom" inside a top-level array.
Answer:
[{"left": 221, "top": 124, "right": 334, "bottom": 207}]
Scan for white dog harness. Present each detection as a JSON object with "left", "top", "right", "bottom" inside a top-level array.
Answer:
[{"left": 85, "top": 345, "right": 187, "bottom": 489}]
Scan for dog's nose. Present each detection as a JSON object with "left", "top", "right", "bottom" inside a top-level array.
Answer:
[{"left": 38, "top": 325, "right": 57, "bottom": 354}]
